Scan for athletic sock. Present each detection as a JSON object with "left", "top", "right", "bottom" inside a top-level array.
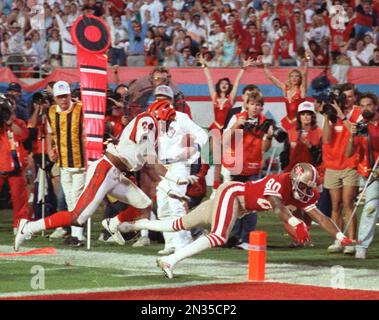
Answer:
[
  {"left": 71, "top": 226, "right": 84, "bottom": 240},
  {"left": 168, "top": 235, "right": 212, "bottom": 266},
  {"left": 43, "top": 211, "right": 73, "bottom": 230},
  {"left": 134, "top": 219, "right": 176, "bottom": 232},
  {"left": 116, "top": 207, "right": 141, "bottom": 223},
  {"left": 140, "top": 229, "right": 149, "bottom": 238},
  {"left": 25, "top": 219, "right": 46, "bottom": 234}
]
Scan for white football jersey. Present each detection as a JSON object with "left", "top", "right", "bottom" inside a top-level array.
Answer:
[{"left": 106, "top": 113, "right": 157, "bottom": 172}]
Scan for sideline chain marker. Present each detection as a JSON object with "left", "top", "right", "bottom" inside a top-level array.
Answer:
[{"left": 248, "top": 231, "right": 267, "bottom": 281}]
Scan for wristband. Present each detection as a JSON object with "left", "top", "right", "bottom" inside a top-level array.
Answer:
[
  {"left": 336, "top": 232, "right": 346, "bottom": 241},
  {"left": 340, "top": 116, "right": 347, "bottom": 121},
  {"left": 288, "top": 216, "right": 301, "bottom": 227}
]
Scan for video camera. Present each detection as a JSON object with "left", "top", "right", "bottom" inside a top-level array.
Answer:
[
  {"left": 356, "top": 121, "right": 369, "bottom": 136},
  {"left": 315, "top": 86, "right": 347, "bottom": 123},
  {"left": 259, "top": 119, "right": 288, "bottom": 143},
  {"left": 242, "top": 117, "right": 259, "bottom": 133},
  {"left": 0, "top": 95, "right": 14, "bottom": 128}
]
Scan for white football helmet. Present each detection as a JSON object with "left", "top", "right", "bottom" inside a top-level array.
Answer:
[{"left": 290, "top": 163, "right": 318, "bottom": 203}]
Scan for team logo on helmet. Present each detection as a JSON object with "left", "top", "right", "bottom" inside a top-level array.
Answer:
[{"left": 290, "top": 163, "right": 318, "bottom": 203}]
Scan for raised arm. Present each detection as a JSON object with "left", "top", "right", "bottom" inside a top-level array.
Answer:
[
  {"left": 300, "top": 58, "right": 309, "bottom": 98},
  {"left": 229, "top": 57, "right": 255, "bottom": 104},
  {"left": 199, "top": 54, "right": 216, "bottom": 100},
  {"left": 263, "top": 64, "right": 286, "bottom": 92}
]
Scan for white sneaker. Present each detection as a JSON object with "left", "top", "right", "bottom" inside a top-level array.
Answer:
[
  {"left": 49, "top": 227, "right": 67, "bottom": 239},
  {"left": 132, "top": 236, "right": 150, "bottom": 247},
  {"left": 236, "top": 242, "right": 250, "bottom": 250},
  {"left": 156, "top": 257, "right": 174, "bottom": 279},
  {"left": 101, "top": 218, "right": 125, "bottom": 246},
  {"left": 14, "top": 219, "right": 32, "bottom": 251},
  {"left": 355, "top": 248, "right": 367, "bottom": 259},
  {"left": 343, "top": 245, "right": 356, "bottom": 255},
  {"left": 327, "top": 240, "right": 343, "bottom": 253},
  {"left": 158, "top": 247, "right": 175, "bottom": 255}
]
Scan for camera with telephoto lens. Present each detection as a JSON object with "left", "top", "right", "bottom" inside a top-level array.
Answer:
[
  {"left": 258, "top": 119, "right": 288, "bottom": 143},
  {"left": 242, "top": 117, "right": 259, "bottom": 132},
  {"left": 355, "top": 121, "right": 369, "bottom": 136},
  {"left": 0, "top": 95, "right": 14, "bottom": 128},
  {"left": 32, "top": 92, "right": 50, "bottom": 105},
  {"left": 316, "top": 87, "right": 347, "bottom": 123}
]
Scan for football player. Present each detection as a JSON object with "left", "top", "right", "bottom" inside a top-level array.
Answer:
[
  {"left": 14, "top": 101, "right": 195, "bottom": 251},
  {"left": 105, "top": 163, "right": 355, "bottom": 278}
]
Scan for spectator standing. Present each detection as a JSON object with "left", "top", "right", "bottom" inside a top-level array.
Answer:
[
  {"left": 123, "top": 9, "right": 149, "bottom": 67},
  {"left": 105, "top": 6, "right": 128, "bottom": 66},
  {"left": 222, "top": 92, "right": 274, "bottom": 249},
  {"left": 263, "top": 61, "right": 308, "bottom": 131},
  {"left": 55, "top": 14, "right": 76, "bottom": 67},
  {"left": 346, "top": 93, "right": 379, "bottom": 259},
  {"left": 47, "top": 28, "right": 62, "bottom": 68},
  {"left": 6, "top": 82, "right": 29, "bottom": 122},
  {"left": 223, "top": 25, "right": 239, "bottom": 67},
  {"left": 0, "top": 95, "right": 31, "bottom": 234},
  {"left": 273, "top": 24, "right": 296, "bottom": 66},
  {"left": 355, "top": 0, "right": 377, "bottom": 39},
  {"left": 322, "top": 83, "right": 361, "bottom": 255}
]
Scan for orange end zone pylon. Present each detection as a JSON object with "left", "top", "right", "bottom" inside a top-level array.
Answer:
[
  {"left": 0, "top": 247, "right": 57, "bottom": 257},
  {"left": 248, "top": 231, "right": 267, "bottom": 281}
]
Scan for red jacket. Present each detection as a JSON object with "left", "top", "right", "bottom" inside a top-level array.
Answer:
[{"left": 0, "top": 118, "right": 29, "bottom": 174}]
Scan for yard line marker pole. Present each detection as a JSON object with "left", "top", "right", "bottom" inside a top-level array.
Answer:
[
  {"left": 87, "top": 218, "right": 91, "bottom": 250},
  {"left": 248, "top": 231, "right": 267, "bottom": 281}
]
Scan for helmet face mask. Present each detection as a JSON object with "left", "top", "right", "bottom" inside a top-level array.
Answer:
[{"left": 290, "top": 163, "right": 318, "bottom": 203}]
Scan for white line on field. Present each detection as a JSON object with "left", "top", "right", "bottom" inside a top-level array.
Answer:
[{"left": 0, "top": 245, "right": 378, "bottom": 297}]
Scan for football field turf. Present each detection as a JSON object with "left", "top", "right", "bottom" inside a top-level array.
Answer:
[{"left": 0, "top": 208, "right": 378, "bottom": 298}]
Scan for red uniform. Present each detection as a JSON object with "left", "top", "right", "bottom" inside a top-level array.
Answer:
[
  {"left": 223, "top": 112, "right": 267, "bottom": 176},
  {"left": 209, "top": 94, "right": 233, "bottom": 131},
  {"left": 0, "top": 118, "right": 31, "bottom": 227},
  {"left": 323, "top": 107, "right": 361, "bottom": 170},
  {"left": 244, "top": 173, "right": 319, "bottom": 213},
  {"left": 281, "top": 85, "right": 305, "bottom": 131}
]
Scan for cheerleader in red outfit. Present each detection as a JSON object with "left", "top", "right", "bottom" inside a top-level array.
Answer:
[
  {"left": 263, "top": 60, "right": 309, "bottom": 131},
  {"left": 199, "top": 56, "right": 255, "bottom": 191}
]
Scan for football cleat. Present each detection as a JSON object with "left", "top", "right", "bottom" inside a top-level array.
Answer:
[
  {"left": 132, "top": 236, "right": 150, "bottom": 247},
  {"left": 156, "top": 257, "right": 174, "bottom": 279},
  {"left": 101, "top": 218, "right": 125, "bottom": 246},
  {"left": 158, "top": 247, "right": 175, "bottom": 255},
  {"left": 14, "top": 219, "right": 32, "bottom": 251}
]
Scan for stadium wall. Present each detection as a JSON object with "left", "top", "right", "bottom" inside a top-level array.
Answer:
[{"left": 0, "top": 67, "right": 378, "bottom": 128}]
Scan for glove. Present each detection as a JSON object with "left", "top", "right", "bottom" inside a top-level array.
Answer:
[
  {"left": 177, "top": 175, "right": 199, "bottom": 185},
  {"left": 340, "top": 237, "right": 354, "bottom": 247},
  {"left": 295, "top": 222, "right": 311, "bottom": 244},
  {"left": 167, "top": 189, "right": 190, "bottom": 202}
]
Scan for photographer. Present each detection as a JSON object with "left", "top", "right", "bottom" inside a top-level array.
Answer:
[
  {"left": 321, "top": 83, "right": 361, "bottom": 255},
  {"left": 222, "top": 92, "right": 274, "bottom": 249},
  {"left": 28, "top": 92, "right": 57, "bottom": 220},
  {"left": 345, "top": 93, "right": 379, "bottom": 259},
  {"left": 0, "top": 95, "right": 31, "bottom": 232},
  {"left": 281, "top": 101, "right": 323, "bottom": 246}
]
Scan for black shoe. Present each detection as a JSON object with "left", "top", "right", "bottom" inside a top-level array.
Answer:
[{"left": 63, "top": 236, "right": 85, "bottom": 247}]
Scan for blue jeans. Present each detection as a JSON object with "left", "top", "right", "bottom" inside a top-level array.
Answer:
[
  {"left": 316, "top": 187, "right": 332, "bottom": 218},
  {"left": 109, "top": 47, "right": 126, "bottom": 66},
  {"left": 230, "top": 174, "right": 260, "bottom": 243},
  {"left": 356, "top": 178, "right": 379, "bottom": 250},
  {"left": 56, "top": 180, "right": 67, "bottom": 212}
]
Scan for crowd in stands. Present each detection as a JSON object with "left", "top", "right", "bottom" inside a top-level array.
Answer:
[{"left": 1, "top": 0, "right": 379, "bottom": 76}]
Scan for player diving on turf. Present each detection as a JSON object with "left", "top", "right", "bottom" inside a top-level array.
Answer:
[{"left": 104, "top": 163, "right": 356, "bottom": 279}]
